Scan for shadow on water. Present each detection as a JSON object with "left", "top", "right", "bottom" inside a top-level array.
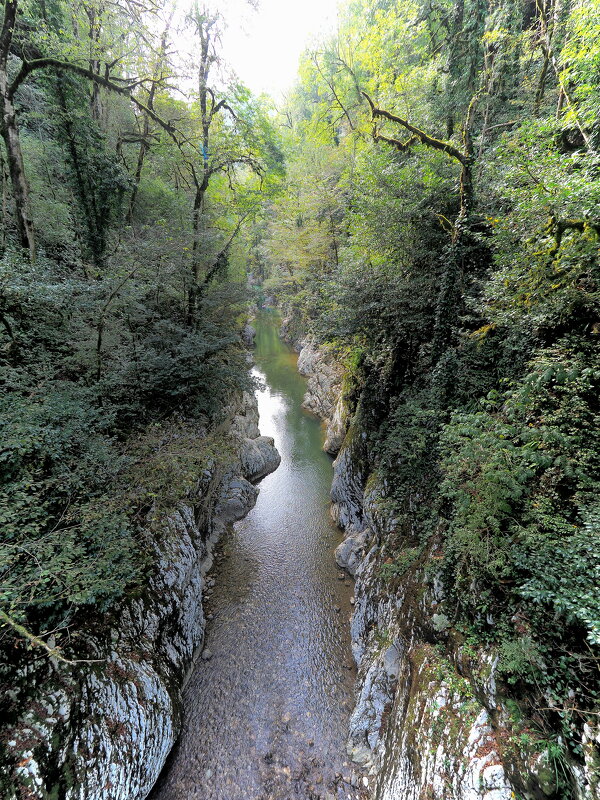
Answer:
[{"left": 150, "top": 311, "right": 361, "bottom": 800}]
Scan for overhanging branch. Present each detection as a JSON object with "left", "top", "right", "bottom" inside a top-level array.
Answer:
[
  {"left": 362, "top": 91, "right": 469, "bottom": 165},
  {"left": 9, "top": 58, "right": 179, "bottom": 143},
  {"left": 373, "top": 127, "right": 419, "bottom": 152}
]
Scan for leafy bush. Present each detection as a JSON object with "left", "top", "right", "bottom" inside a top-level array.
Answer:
[
  {"left": 441, "top": 338, "right": 600, "bottom": 642},
  {"left": 0, "top": 247, "right": 251, "bottom": 650},
  {"left": 0, "top": 387, "right": 141, "bottom": 631}
]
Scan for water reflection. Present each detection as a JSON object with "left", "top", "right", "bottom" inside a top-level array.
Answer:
[{"left": 150, "top": 312, "right": 360, "bottom": 800}]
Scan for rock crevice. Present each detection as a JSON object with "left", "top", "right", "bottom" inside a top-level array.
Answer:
[{"left": 281, "top": 322, "right": 350, "bottom": 457}]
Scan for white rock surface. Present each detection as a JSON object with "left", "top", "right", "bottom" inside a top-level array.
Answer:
[
  {"left": 335, "top": 528, "right": 371, "bottom": 576},
  {"left": 2, "top": 393, "right": 280, "bottom": 800},
  {"left": 296, "top": 336, "right": 348, "bottom": 455}
]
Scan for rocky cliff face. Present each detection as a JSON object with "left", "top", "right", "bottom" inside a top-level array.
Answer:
[
  {"left": 292, "top": 333, "right": 599, "bottom": 800},
  {"left": 330, "top": 435, "right": 516, "bottom": 800},
  {"left": 282, "top": 324, "right": 350, "bottom": 456},
  {"left": 332, "top": 429, "right": 600, "bottom": 800},
  {"left": 2, "top": 392, "right": 280, "bottom": 800}
]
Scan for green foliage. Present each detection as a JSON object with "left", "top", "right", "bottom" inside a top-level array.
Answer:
[
  {"left": 561, "top": 3, "right": 600, "bottom": 141},
  {"left": 1, "top": 0, "right": 599, "bottom": 777},
  {"left": 122, "top": 424, "right": 233, "bottom": 519},
  {"left": 0, "top": 0, "right": 272, "bottom": 656},
  {"left": 436, "top": 339, "right": 600, "bottom": 733},
  {"left": 0, "top": 244, "right": 251, "bottom": 647},
  {"left": 375, "top": 393, "right": 440, "bottom": 506},
  {"left": 441, "top": 340, "right": 600, "bottom": 642},
  {"left": 0, "top": 386, "right": 141, "bottom": 626},
  {"left": 51, "top": 75, "right": 131, "bottom": 264},
  {"left": 497, "top": 637, "right": 544, "bottom": 684},
  {"left": 258, "top": 0, "right": 600, "bottom": 765},
  {"left": 379, "top": 547, "right": 420, "bottom": 581},
  {"left": 518, "top": 506, "right": 600, "bottom": 645}
]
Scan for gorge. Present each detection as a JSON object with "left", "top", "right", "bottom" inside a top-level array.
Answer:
[
  {"left": 150, "top": 312, "right": 363, "bottom": 800},
  {"left": 1, "top": 0, "right": 599, "bottom": 798}
]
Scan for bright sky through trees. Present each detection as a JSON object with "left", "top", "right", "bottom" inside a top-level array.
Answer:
[{"left": 221, "top": 0, "right": 339, "bottom": 98}]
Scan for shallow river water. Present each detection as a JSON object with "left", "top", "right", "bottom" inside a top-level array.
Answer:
[{"left": 150, "top": 313, "right": 365, "bottom": 800}]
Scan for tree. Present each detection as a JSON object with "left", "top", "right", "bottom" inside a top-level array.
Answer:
[
  {"left": 362, "top": 91, "right": 477, "bottom": 221},
  {"left": 180, "top": 6, "right": 275, "bottom": 325},
  {"left": 0, "top": 0, "right": 34, "bottom": 257},
  {"left": 0, "top": 0, "right": 176, "bottom": 261},
  {"left": 126, "top": 6, "right": 175, "bottom": 222}
]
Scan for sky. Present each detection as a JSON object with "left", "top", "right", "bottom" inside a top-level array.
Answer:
[{"left": 220, "top": 0, "right": 340, "bottom": 99}]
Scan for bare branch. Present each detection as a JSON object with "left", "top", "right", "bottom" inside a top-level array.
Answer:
[
  {"left": 201, "top": 212, "right": 250, "bottom": 289},
  {"left": 0, "top": 610, "right": 103, "bottom": 665},
  {"left": 373, "top": 128, "right": 420, "bottom": 152},
  {"left": 212, "top": 98, "right": 237, "bottom": 120}
]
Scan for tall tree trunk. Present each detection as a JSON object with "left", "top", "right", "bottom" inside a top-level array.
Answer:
[
  {"left": 0, "top": 94, "right": 35, "bottom": 259},
  {"left": 127, "top": 12, "right": 173, "bottom": 223},
  {"left": 55, "top": 79, "right": 105, "bottom": 268},
  {"left": 187, "top": 179, "right": 208, "bottom": 325},
  {"left": 0, "top": 0, "right": 35, "bottom": 260},
  {"left": 86, "top": 5, "right": 102, "bottom": 121},
  {"left": 126, "top": 131, "right": 149, "bottom": 223},
  {"left": 186, "top": 12, "right": 215, "bottom": 327},
  {"left": 446, "top": 0, "right": 465, "bottom": 138},
  {"left": 534, "top": 0, "right": 556, "bottom": 114}
]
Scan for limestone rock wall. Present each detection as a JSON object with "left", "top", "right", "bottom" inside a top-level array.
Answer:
[
  {"left": 285, "top": 327, "right": 598, "bottom": 800},
  {"left": 332, "top": 423, "right": 598, "bottom": 800},
  {"left": 297, "top": 337, "right": 342, "bottom": 420},
  {"left": 2, "top": 393, "right": 280, "bottom": 800},
  {"left": 281, "top": 321, "right": 350, "bottom": 456}
]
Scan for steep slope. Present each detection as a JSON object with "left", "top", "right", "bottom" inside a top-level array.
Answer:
[{"left": 1, "top": 393, "right": 280, "bottom": 800}]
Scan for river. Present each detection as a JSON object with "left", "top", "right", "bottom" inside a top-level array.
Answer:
[{"left": 150, "top": 313, "right": 365, "bottom": 800}]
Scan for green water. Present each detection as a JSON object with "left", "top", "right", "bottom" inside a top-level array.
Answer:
[{"left": 151, "top": 312, "right": 360, "bottom": 800}]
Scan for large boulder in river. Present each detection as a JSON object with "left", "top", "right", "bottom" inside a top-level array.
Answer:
[
  {"left": 216, "top": 475, "right": 259, "bottom": 523},
  {"left": 239, "top": 435, "right": 281, "bottom": 482}
]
